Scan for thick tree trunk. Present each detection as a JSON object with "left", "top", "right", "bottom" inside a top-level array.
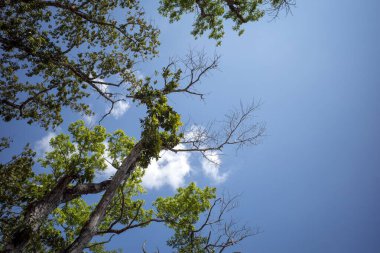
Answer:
[
  {"left": 3, "top": 176, "right": 112, "bottom": 252},
  {"left": 64, "top": 141, "right": 143, "bottom": 253},
  {"left": 4, "top": 174, "right": 74, "bottom": 252}
]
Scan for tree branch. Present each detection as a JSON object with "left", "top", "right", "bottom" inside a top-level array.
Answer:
[
  {"left": 171, "top": 101, "right": 265, "bottom": 157},
  {"left": 97, "top": 218, "right": 166, "bottom": 235},
  {"left": 62, "top": 180, "right": 112, "bottom": 203}
]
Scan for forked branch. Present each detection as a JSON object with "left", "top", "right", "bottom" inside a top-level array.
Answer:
[{"left": 171, "top": 101, "right": 265, "bottom": 162}]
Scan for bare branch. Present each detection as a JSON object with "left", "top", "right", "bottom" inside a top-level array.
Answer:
[
  {"left": 194, "top": 194, "right": 260, "bottom": 253},
  {"left": 172, "top": 101, "right": 265, "bottom": 157},
  {"left": 85, "top": 234, "right": 116, "bottom": 250},
  {"left": 194, "top": 198, "right": 222, "bottom": 233},
  {"left": 163, "top": 51, "right": 220, "bottom": 99},
  {"left": 97, "top": 218, "right": 165, "bottom": 235},
  {"left": 98, "top": 99, "right": 125, "bottom": 124}
]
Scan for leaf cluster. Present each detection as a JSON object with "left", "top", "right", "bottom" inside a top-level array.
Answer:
[
  {"left": 0, "top": 0, "right": 159, "bottom": 128},
  {"left": 158, "top": 0, "right": 266, "bottom": 45},
  {"left": 155, "top": 182, "right": 216, "bottom": 252},
  {"left": 130, "top": 74, "right": 183, "bottom": 167}
]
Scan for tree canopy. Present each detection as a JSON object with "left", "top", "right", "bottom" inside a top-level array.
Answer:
[{"left": 0, "top": 0, "right": 293, "bottom": 252}]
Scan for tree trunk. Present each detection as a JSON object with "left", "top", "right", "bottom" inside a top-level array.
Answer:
[
  {"left": 4, "top": 174, "right": 74, "bottom": 252},
  {"left": 64, "top": 141, "right": 143, "bottom": 253},
  {"left": 3, "top": 176, "right": 112, "bottom": 252}
]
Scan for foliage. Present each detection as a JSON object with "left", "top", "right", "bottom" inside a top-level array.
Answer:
[
  {"left": 0, "top": 122, "right": 224, "bottom": 252},
  {"left": 159, "top": 0, "right": 295, "bottom": 45},
  {"left": 159, "top": 0, "right": 264, "bottom": 44},
  {"left": 0, "top": 144, "right": 35, "bottom": 218},
  {"left": 0, "top": 0, "right": 159, "bottom": 128},
  {"left": 155, "top": 183, "right": 216, "bottom": 252}
]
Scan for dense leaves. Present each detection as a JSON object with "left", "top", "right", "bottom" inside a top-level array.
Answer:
[
  {"left": 159, "top": 0, "right": 293, "bottom": 44},
  {"left": 0, "top": 144, "right": 35, "bottom": 218},
  {"left": 0, "top": 0, "right": 159, "bottom": 128},
  {"left": 155, "top": 182, "right": 216, "bottom": 252}
]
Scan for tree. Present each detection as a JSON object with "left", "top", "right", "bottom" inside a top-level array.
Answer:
[{"left": 0, "top": 0, "right": 293, "bottom": 252}]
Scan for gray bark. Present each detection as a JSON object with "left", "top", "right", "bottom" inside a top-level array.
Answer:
[
  {"left": 4, "top": 174, "right": 74, "bottom": 252},
  {"left": 3, "top": 177, "right": 112, "bottom": 252},
  {"left": 62, "top": 180, "right": 112, "bottom": 203}
]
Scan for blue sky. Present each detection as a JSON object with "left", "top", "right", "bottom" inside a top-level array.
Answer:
[{"left": 1, "top": 0, "right": 380, "bottom": 252}]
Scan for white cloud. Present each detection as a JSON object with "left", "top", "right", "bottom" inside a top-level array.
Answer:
[
  {"left": 95, "top": 144, "right": 191, "bottom": 188},
  {"left": 109, "top": 101, "right": 130, "bottom": 119},
  {"left": 200, "top": 151, "right": 228, "bottom": 183},
  {"left": 35, "top": 132, "right": 57, "bottom": 156},
  {"left": 185, "top": 126, "right": 228, "bottom": 183},
  {"left": 83, "top": 114, "right": 96, "bottom": 126},
  {"left": 96, "top": 83, "right": 108, "bottom": 93},
  {"left": 135, "top": 70, "right": 144, "bottom": 80},
  {"left": 99, "top": 157, "right": 117, "bottom": 179},
  {"left": 142, "top": 145, "right": 191, "bottom": 190}
]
